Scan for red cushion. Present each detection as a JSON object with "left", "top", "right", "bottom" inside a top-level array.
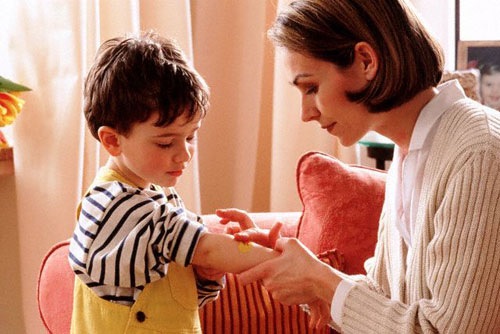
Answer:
[
  {"left": 37, "top": 239, "right": 74, "bottom": 334},
  {"left": 296, "top": 151, "right": 386, "bottom": 275}
]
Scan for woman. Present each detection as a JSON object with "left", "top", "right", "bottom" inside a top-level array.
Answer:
[{"left": 230, "top": 0, "right": 500, "bottom": 332}]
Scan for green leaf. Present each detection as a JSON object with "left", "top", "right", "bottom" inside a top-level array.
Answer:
[{"left": 0, "top": 75, "right": 31, "bottom": 92}]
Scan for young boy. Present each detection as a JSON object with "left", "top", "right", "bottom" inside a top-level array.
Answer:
[{"left": 68, "top": 31, "right": 280, "bottom": 334}]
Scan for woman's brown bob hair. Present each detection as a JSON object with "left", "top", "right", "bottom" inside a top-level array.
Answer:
[{"left": 268, "top": 0, "right": 444, "bottom": 112}]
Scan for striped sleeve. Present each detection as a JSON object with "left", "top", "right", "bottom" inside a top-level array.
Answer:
[
  {"left": 69, "top": 181, "right": 206, "bottom": 292},
  {"left": 162, "top": 187, "right": 225, "bottom": 306},
  {"left": 196, "top": 276, "right": 225, "bottom": 307}
]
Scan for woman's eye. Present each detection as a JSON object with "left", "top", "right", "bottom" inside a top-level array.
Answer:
[{"left": 305, "top": 86, "right": 317, "bottom": 95}]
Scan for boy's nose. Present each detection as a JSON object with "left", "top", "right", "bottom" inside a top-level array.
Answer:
[{"left": 174, "top": 143, "right": 192, "bottom": 163}]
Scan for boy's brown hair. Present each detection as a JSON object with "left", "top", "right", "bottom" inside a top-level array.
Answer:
[{"left": 84, "top": 31, "right": 209, "bottom": 139}]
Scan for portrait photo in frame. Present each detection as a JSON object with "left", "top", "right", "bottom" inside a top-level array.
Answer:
[{"left": 457, "top": 40, "right": 500, "bottom": 110}]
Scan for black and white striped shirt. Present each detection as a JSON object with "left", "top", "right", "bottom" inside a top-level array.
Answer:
[{"left": 69, "top": 180, "right": 222, "bottom": 306}]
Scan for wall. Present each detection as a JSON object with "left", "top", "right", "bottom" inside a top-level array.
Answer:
[
  {"left": 412, "top": 0, "right": 456, "bottom": 70},
  {"left": 460, "top": 0, "right": 500, "bottom": 41},
  {"left": 0, "top": 168, "right": 25, "bottom": 333}
]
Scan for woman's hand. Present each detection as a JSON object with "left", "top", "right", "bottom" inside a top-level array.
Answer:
[
  {"left": 238, "top": 238, "right": 341, "bottom": 306},
  {"left": 216, "top": 208, "right": 282, "bottom": 248},
  {"left": 307, "top": 300, "right": 332, "bottom": 329}
]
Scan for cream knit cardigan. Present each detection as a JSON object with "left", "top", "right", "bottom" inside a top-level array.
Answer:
[{"left": 342, "top": 99, "right": 500, "bottom": 333}]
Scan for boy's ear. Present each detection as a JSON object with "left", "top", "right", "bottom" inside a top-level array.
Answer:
[
  {"left": 98, "top": 126, "right": 121, "bottom": 156},
  {"left": 354, "top": 42, "right": 378, "bottom": 81}
]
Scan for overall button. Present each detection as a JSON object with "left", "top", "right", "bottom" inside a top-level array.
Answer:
[{"left": 136, "top": 311, "right": 146, "bottom": 322}]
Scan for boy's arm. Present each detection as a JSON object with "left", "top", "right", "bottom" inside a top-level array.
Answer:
[
  {"left": 193, "top": 208, "right": 273, "bottom": 306},
  {"left": 192, "top": 232, "right": 280, "bottom": 273}
]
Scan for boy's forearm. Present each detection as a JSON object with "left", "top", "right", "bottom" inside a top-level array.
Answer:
[{"left": 192, "top": 233, "right": 279, "bottom": 273}]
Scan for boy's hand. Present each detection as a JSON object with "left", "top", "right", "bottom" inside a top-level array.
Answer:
[{"left": 216, "top": 208, "right": 282, "bottom": 248}]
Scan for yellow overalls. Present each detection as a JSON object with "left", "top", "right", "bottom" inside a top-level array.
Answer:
[{"left": 70, "top": 168, "right": 201, "bottom": 333}]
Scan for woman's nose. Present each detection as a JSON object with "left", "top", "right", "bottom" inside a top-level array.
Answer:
[{"left": 301, "top": 98, "right": 320, "bottom": 122}]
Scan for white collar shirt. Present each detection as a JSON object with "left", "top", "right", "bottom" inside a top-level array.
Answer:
[{"left": 388, "top": 80, "right": 467, "bottom": 247}]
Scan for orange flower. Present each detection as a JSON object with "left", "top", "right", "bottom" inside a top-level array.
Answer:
[
  {"left": 0, "top": 76, "right": 30, "bottom": 148},
  {"left": 0, "top": 92, "right": 26, "bottom": 127}
]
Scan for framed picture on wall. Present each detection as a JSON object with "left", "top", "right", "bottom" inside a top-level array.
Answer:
[
  {"left": 457, "top": 40, "right": 500, "bottom": 69},
  {"left": 457, "top": 40, "right": 500, "bottom": 110}
]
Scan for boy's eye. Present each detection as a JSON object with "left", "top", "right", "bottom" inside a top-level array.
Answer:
[{"left": 157, "top": 143, "right": 173, "bottom": 149}]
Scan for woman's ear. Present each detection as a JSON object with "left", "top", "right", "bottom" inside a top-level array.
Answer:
[
  {"left": 354, "top": 42, "right": 379, "bottom": 81},
  {"left": 98, "top": 126, "right": 121, "bottom": 156}
]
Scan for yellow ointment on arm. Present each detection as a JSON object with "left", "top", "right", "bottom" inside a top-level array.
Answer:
[{"left": 237, "top": 242, "right": 253, "bottom": 253}]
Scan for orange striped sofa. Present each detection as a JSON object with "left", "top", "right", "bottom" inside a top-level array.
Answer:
[{"left": 38, "top": 152, "right": 387, "bottom": 333}]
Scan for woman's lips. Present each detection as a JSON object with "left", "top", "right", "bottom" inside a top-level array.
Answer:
[{"left": 322, "top": 122, "right": 336, "bottom": 133}]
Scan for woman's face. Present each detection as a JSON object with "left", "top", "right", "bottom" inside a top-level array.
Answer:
[
  {"left": 283, "top": 50, "right": 375, "bottom": 146},
  {"left": 481, "top": 72, "right": 500, "bottom": 110}
]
